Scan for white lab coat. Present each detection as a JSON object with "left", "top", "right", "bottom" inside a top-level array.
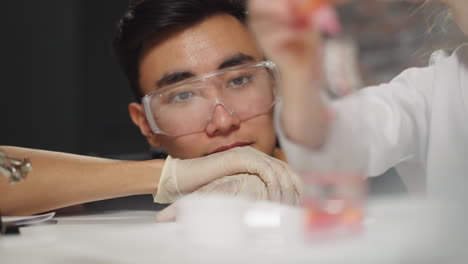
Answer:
[{"left": 276, "top": 44, "right": 468, "bottom": 202}]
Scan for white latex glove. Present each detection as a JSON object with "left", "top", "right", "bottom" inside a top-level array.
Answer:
[
  {"left": 155, "top": 174, "right": 268, "bottom": 222},
  {"left": 154, "top": 146, "right": 303, "bottom": 205},
  {"left": 194, "top": 174, "right": 270, "bottom": 200}
]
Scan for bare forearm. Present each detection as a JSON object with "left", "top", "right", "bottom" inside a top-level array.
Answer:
[{"left": 0, "top": 146, "right": 163, "bottom": 216}]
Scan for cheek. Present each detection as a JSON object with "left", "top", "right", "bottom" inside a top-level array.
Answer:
[
  {"left": 159, "top": 135, "right": 206, "bottom": 159},
  {"left": 252, "top": 114, "right": 275, "bottom": 137},
  {"left": 246, "top": 114, "right": 277, "bottom": 155}
]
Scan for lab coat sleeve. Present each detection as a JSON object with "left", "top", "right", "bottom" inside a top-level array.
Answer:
[{"left": 276, "top": 65, "right": 435, "bottom": 176}]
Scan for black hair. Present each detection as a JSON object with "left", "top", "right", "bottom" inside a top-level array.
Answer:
[{"left": 113, "top": 0, "right": 247, "bottom": 101}]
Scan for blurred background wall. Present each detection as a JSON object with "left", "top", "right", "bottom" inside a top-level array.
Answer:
[{"left": 1, "top": 0, "right": 149, "bottom": 157}]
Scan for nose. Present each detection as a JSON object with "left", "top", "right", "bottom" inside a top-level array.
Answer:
[{"left": 205, "top": 100, "right": 240, "bottom": 137}]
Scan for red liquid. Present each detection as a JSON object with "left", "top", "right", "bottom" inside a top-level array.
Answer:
[{"left": 301, "top": 171, "right": 367, "bottom": 238}]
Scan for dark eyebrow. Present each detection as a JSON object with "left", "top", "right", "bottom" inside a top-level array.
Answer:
[
  {"left": 156, "top": 71, "right": 195, "bottom": 89},
  {"left": 155, "top": 53, "right": 255, "bottom": 89},
  {"left": 218, "top": 53, "right": 255, "bottom": 70}
]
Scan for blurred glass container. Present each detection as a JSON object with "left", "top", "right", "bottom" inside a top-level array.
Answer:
[{"left": 294, "top": 0, "right": 465, "bottom": 241}]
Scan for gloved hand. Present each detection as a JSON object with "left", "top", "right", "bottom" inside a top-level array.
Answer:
[
  {"left": 154, "top": 146, "right": 303, "bottom": 205},
  {"left": 155, "top": 174, "right": 268, "bottom": 222}
]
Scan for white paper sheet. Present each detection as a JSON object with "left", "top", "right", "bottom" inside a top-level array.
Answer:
[{"left": 2, "top": 212, "right": 55, "bottom": 226}]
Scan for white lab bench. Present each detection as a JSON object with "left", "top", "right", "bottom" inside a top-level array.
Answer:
[{"left": 1, "top": 199, "right": 466, "bottom": 264}]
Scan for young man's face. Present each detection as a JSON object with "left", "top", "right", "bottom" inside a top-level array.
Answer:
[{"left": 129, "top": 14, "right": 277, "bottom": 159}]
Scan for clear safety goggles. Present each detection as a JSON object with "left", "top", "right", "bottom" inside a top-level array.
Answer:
[{"left": 142, "top": 61, "right": 278, "bottom": 137}]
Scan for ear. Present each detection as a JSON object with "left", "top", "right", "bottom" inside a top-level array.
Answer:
[{"left": 128, "top": 102, "right": 161, "bottom": 148}]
